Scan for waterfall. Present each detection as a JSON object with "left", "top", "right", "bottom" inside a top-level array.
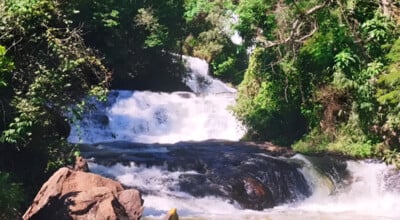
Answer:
[
  {"left": 290, "top": 156, "right": 400, "bottom": 219},
  {"left": 68, "top": 56, "right": 400, "bottom": 219},
  {"left": 82, "top": 145, "right": 400, "bottom": 220},
  {"left": 68, "top": 56, "right": 245, "bottom": 144},
  {"left": 81, "top": 141, "right": 312, "bottom": 219},
  {"left": 88, "top": 161, "right": 253, "bottom": 219}
]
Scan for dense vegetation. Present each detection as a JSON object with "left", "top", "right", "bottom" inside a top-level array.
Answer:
[
  {"left": 0, "top": 0, "right": 399, "bottom": 217},
  {"left": 232, "top": 0, "right": 400, "bottom": 162}
]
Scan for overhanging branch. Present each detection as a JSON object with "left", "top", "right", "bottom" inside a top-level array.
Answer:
[{"left": 256, "top": 0, "right": 330, "bottom": 48}]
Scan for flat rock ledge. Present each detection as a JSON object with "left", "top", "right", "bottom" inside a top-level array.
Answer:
[{"left": 23, "top": 167, "right": 144, "bottom": 220}]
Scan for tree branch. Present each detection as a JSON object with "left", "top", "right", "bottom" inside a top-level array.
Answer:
[
  {"left": 256, "top": 0, "right": 330, "bottom": 48},
  {"left": 295, "top": 22, "right": 318, "bottom": 43},
  {"left": 304, "top": 1, "right": 330, "bottom": 16}
]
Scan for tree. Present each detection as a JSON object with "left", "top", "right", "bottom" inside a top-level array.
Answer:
[
  {"left": 234, "top": 0, "right": 400, "bottom": 158},
  {"left": 0, "top": 0, "right": 110, "bottom": 203},
  {"left": 183, "top": 0, "right": 247, "bottom": 84},
  {"left": 0, "top": 171, "right": 23, "bottom": 219},
  {"left": 0, "top": 45, "right": 13, "bottom": 87}
]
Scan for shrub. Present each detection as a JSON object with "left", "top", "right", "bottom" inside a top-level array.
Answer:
[{"left": 0, "top": 171, "right": 24, "bottom": 219}]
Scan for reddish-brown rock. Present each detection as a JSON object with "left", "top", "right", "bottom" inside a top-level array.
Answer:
[
  {"left": 23, "top": 167, "right": 144, "bottom": 220},
  {"left": 231, "top": 177, "right": 274, "bottom": 210}
]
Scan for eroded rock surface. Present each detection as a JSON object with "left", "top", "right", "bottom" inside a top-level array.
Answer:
[{"left": 23, "top": 167, "right": 143, "bottom": 220}]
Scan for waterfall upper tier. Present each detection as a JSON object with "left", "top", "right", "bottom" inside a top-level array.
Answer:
[
  {"left": 68, "top": 56, "right": 245, "bottom": 144},
  {"left": 68, "top": 90, "right": 245, "bottom": 144},
  {"left": 182, "top": 55, "right": 236, "bottom": 94}
]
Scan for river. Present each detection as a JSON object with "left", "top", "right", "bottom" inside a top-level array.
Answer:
[{"left": 68, "top": 56, "right": 400, "bottom": 220}]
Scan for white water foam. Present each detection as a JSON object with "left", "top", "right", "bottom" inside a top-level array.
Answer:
[
  {"left": 281, "top": 156, "right": 400, "bottom": 219},
  {"left": 89, "top": 162, "right": 269, "bottom": 220},
  {"left": 68, "top": 56, "right": 245, "bottom": 144},
  {"left": 68, "top": 90, "right": 245, "bottom": 144},
  {"left": 88, "top": 159, "right": 400, "bottom": 220},
  {"left": 182, "top": 55, "right": 236, "bottom": 94}
]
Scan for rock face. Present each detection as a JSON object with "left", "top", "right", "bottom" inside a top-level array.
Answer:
[{"left": 23, "top": 167, "right": 144, "bottom": 220}]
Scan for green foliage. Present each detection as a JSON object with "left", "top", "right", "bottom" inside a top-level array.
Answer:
[
  {"left": 0, "top": 45, "right": 14, "bottom": 87},
  {"left": 292, "top": 128, "right": 331, "bottom": 154},
  {"left": 0, "top": 0, "right": 111, "bottom": 207},
  {"left": 232, "top": 0, "right": 400, "bottom": 160},
  {"left": 235, "top": 48, "right": 306, "bottom": 145},
  {"left": 183, "top": 0, "right": 235, "bottom": 63},
  {"left": 182, "top": 0, "right": 247, "bottom": 85},
  {"left": 298, "top": 19, "right": 354, "bottom": 84},
  {"left": 213, "top": 56, "right": 235, "bottom": 76},
  {"left": 377, "top": 38, "right": 400, "bottom": 106},
  {"left": 100, "top": 9, "right": 120, "bottom": 28},
  {"left": 211, "top": 44, "right": 247, "bottom": 85},
  {"left": 361, "top": 12, "right": 396, "bottom": 57},
  {"left": 381, "top": 149, "right": 400, "bottom": 169},
  {"left": 352, "top": 0, "right": 379, "bottom": 23},
  {"left": 184, "top": 0, "right": 217, "bottom": 21},
  {"left": 66, "top": 0, "right": 187, "bottom": 88},
  {"left": 374, "top": 38, "right": 400, "bottom": 154},
  {"left": 236, "top": 0, "right": 277, "bottom": 45},
  {"left": 235, "top": 48, "right": 273, "bottom": 132},
  {"left": 294, "top": 113, "right": 378, "bottom": 158},
  {"left": 0, "top": 171, "right": 24, "bottom": 219},
  {"left": 334, "top": 49, "right": 358, "bottom": 72},
  {"left": 1, "top": 116, "right": 33, "bottom": 145},
  {"left": 136, "top": 8, "right": 168, "bottom": 48}
]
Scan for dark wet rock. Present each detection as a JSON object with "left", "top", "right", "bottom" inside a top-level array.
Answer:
[
  {"left": 300, "top": 155, "right": 349, "bottom": 193},
  {"left": 92, "top": 114, "right": 109, "bottom": 127},
  {"left": 231, "top": 177, "right": 274, "bottom": 210},
  {"left": 80, "top": 140, "right": 311, "bottom": 210},
  {"left": 175, "top": 91, "right": 193, "bottom": 98}
]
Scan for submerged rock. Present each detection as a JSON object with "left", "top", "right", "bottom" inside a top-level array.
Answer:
[
  {"left": 22, "top": 167, "right": 144, "bottom": 220},
  {"left": 231, "top": 177, "right": 274, "bottom": 210}
]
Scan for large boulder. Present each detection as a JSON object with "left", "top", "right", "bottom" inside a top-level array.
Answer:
[{"left": 23, "top": 167, "right": 144, "bottom": 220}]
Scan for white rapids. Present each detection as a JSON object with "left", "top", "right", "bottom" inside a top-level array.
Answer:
[
  {"left": 88, "top": 158, "right": 400, "bottom": 220},
  {"left": 68, "top": 56, "right": 245, "bottom": 144},
  {"left": 68, "top": 56, "right": 400, "bottom": 220}
]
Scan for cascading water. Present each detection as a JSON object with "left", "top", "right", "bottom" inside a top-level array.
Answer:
[
  {"left": 82, "top": 153, "right": 400, "bottom": 220},
  {"left": 68, "top": 56, "right": 244, "bottom": 144},
  {"left": 68, "top": 56, "right": 400, "bottom": 219},
  {"left": 280, "top": 155, "right": 400, "bottom": 219}
]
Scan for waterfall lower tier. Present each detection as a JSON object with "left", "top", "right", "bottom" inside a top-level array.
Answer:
[
  {"left": 291, "top": 155, "right": 400, "bottom": 219},
  {"left": 80, "top": 141, "right": 400, "bottom": 219},
  {"left": 80, "top": 141, "right": 311, "bottom": 214}
]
